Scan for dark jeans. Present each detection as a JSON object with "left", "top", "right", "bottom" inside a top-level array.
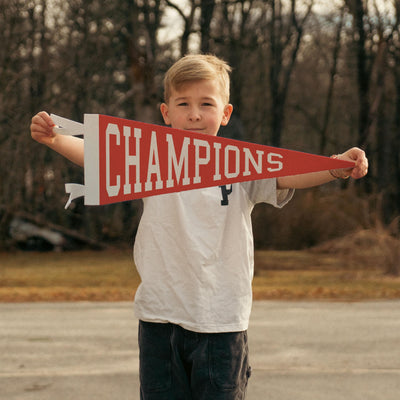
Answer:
[{"left": 138, "top": 321, "right": 252, "bottom": 400}]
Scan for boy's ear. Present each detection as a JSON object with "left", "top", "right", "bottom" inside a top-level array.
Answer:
[
  {"left": 160, "top": 103, "right": 171, "bottom": 125},
  {"left": 221, "top": 104, "right": 233, "bottom": 126}
]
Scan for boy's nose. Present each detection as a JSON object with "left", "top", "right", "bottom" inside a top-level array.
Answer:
[{"left": 188, "top": 107, "right": 201, "bottom": 121}]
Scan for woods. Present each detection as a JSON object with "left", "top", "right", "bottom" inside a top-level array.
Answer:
[{"left": 0, "top": 0, "right": 399, "bottom": 249}]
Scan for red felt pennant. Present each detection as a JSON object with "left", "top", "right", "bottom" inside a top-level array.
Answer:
[
  {"left": 54, "top": 114, "right": 354, "bottom": 207},
  {"left": 83, "top": 114, "right": 353, "bottom": 205}
]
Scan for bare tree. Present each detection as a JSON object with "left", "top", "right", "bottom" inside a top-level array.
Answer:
[
  {"left": 165, "top": 0, "right": 197, "bottom": 56},
  {"left": 285, "top": 6, "right": 347, "bottom": 154},
  {"left": 318, "top": 5, "right": 345, "bottom": 154},
  {"left": 123, "top": 0, "right": 164, "bottom": 122},
  {"left": 2, "top": 0, "right": 400, "bottom": 249},
  {"left": 199, "top": 0, "right": 216, "bottom": 53},
  {"left": 268, "top": 0, "right": 313, "bottom": 147},
  {"left": 344, "top": 0, "right": 389, "bottom": 150}
]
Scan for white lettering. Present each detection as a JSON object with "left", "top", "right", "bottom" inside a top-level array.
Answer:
[
  {"left": 123, "top": 127, "right": 142, "bottom": 194},
  {"left": 193, "top": 139, "right": 210, "bottom": 184},
  {"left": 166, "top": 134, "right": 190, "bottom": 188},
  {"left": 145, "top": 131, "right": 163, "bottom": 191},
  {"left": 267, "top": 153, "right": 283, "bottom": 172},
  {"left": 243, "top": 148, "right": 263, "bottom": 176},
  {"left": 224, "top": 145, "right": 240, "bottom": 179},
  {"left": 213, "top": 143, "right": 222, "bottom": 181},
  {"left": 106, "top": 123, "right": 120, "bottom": 197}
]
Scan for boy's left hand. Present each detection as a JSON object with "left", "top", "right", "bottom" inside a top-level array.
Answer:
[{"left": 335, "top": 147, "right": 368, "bottom": 179}]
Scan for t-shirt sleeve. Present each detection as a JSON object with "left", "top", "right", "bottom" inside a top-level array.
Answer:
[{"left": 240, "top": 178, "right": 294, "bottom": 207}]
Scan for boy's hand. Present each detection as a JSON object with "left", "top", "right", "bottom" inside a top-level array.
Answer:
[
  {"left": 333, "top": 147, "right": 368, "bottom": 180},
  {"left": 31, "top": 111, "right": 84, "bottom": 167},
  {"left": 31, "top": 111, "right": 57, "bottom": 145}
]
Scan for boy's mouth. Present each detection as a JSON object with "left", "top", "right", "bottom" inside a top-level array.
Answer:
[{"left": 186, "top": 128, "right": 205, "bottom": 132}]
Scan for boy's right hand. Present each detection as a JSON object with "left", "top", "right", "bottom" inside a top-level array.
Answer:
[{"left": 31, "top": 111, "right": 57, "bottom": 145}]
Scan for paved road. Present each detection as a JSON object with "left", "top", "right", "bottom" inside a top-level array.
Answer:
[{"left": 1, "top": 301, "right": 400, "bottom": 399}]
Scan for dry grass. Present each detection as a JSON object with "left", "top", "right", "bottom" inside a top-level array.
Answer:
[
  {"left": 253, "top": 229, "right": 400, "bottom": 300},
  {"left": 253, "top": 253, "right": 400, "bottom": 300},
  {"left": 0, "top": 250, "right": 140, "bottom": 302},
  {"left": 1, "top": 229, "right": 400, "bottom": 302}
]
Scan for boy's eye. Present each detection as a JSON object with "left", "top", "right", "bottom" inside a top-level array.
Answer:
[
  {"left": 202, "top": 102, "right": 214, "bottom": 107},
  {"left": 177, "top": 102, "right": 188, "bottom": 106}
]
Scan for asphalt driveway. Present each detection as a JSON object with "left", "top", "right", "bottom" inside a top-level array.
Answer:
[{"left": 1, "top": 301, "right": 399, "bottom": 399}]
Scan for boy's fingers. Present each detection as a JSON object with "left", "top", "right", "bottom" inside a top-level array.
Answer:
[
  {"left": 31, "top": 121, "right": 55, "bottom": 139},
  {"left": 31, "top": 111, "right": 57, "bottom": 143},
  {"left": 31, "top": 120, "right": 49, "bottom": 132},
  {"left": 338, "top": 148, "right": 368, "bottom": 179},
  {"left": 31, "top": 116, "right": 46, "bottom": 130},
  {"left": 352, "top": 156, "right": 368, "bottom": 179},
  {"left": 33, "top": 111, "right": 54, "bottom": 127}
]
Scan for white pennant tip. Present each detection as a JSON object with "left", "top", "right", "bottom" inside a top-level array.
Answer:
[
  {"left": 65, "top": 183, "right": 86, "bottom": 209},
  {"left": 53, "top": 126, "right": 72, "bottom": 136},
  {"left": 50, "top": 114, "right": 84, "bottom": 136}
]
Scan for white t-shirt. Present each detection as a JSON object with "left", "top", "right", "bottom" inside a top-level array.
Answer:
[{"left": 133, "top": 179, "right": 293, "bottom": 333}]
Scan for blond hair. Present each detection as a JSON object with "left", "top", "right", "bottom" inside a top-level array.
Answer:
[{"left": 163, "top": 54, "right": 231, "bottom": 104}]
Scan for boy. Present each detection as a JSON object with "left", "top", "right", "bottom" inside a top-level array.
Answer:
[{"left": 31, "top": 54, "right": 368, "bottom": 399}]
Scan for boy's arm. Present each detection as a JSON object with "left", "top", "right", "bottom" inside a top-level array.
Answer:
[
  {"left": 277, "top": 147, "right": 368, "bottom": 189},
  {"left": 31, "top": 111, "right": 84, "bottom": 167}
]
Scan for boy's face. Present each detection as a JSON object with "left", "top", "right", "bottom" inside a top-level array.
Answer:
[{"left": 160, "top": 79, "right": 233, "bottom": 136}]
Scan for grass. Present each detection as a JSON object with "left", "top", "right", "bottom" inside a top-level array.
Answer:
[
  {"left": 253, "top": 250, "right": 400, "bottom": 301},
  {"left": 1, "top": 230, "right": 400, "bottom": 302},
  {"left": 0, "top": 250, "right": 140, "bottom": 302}
]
